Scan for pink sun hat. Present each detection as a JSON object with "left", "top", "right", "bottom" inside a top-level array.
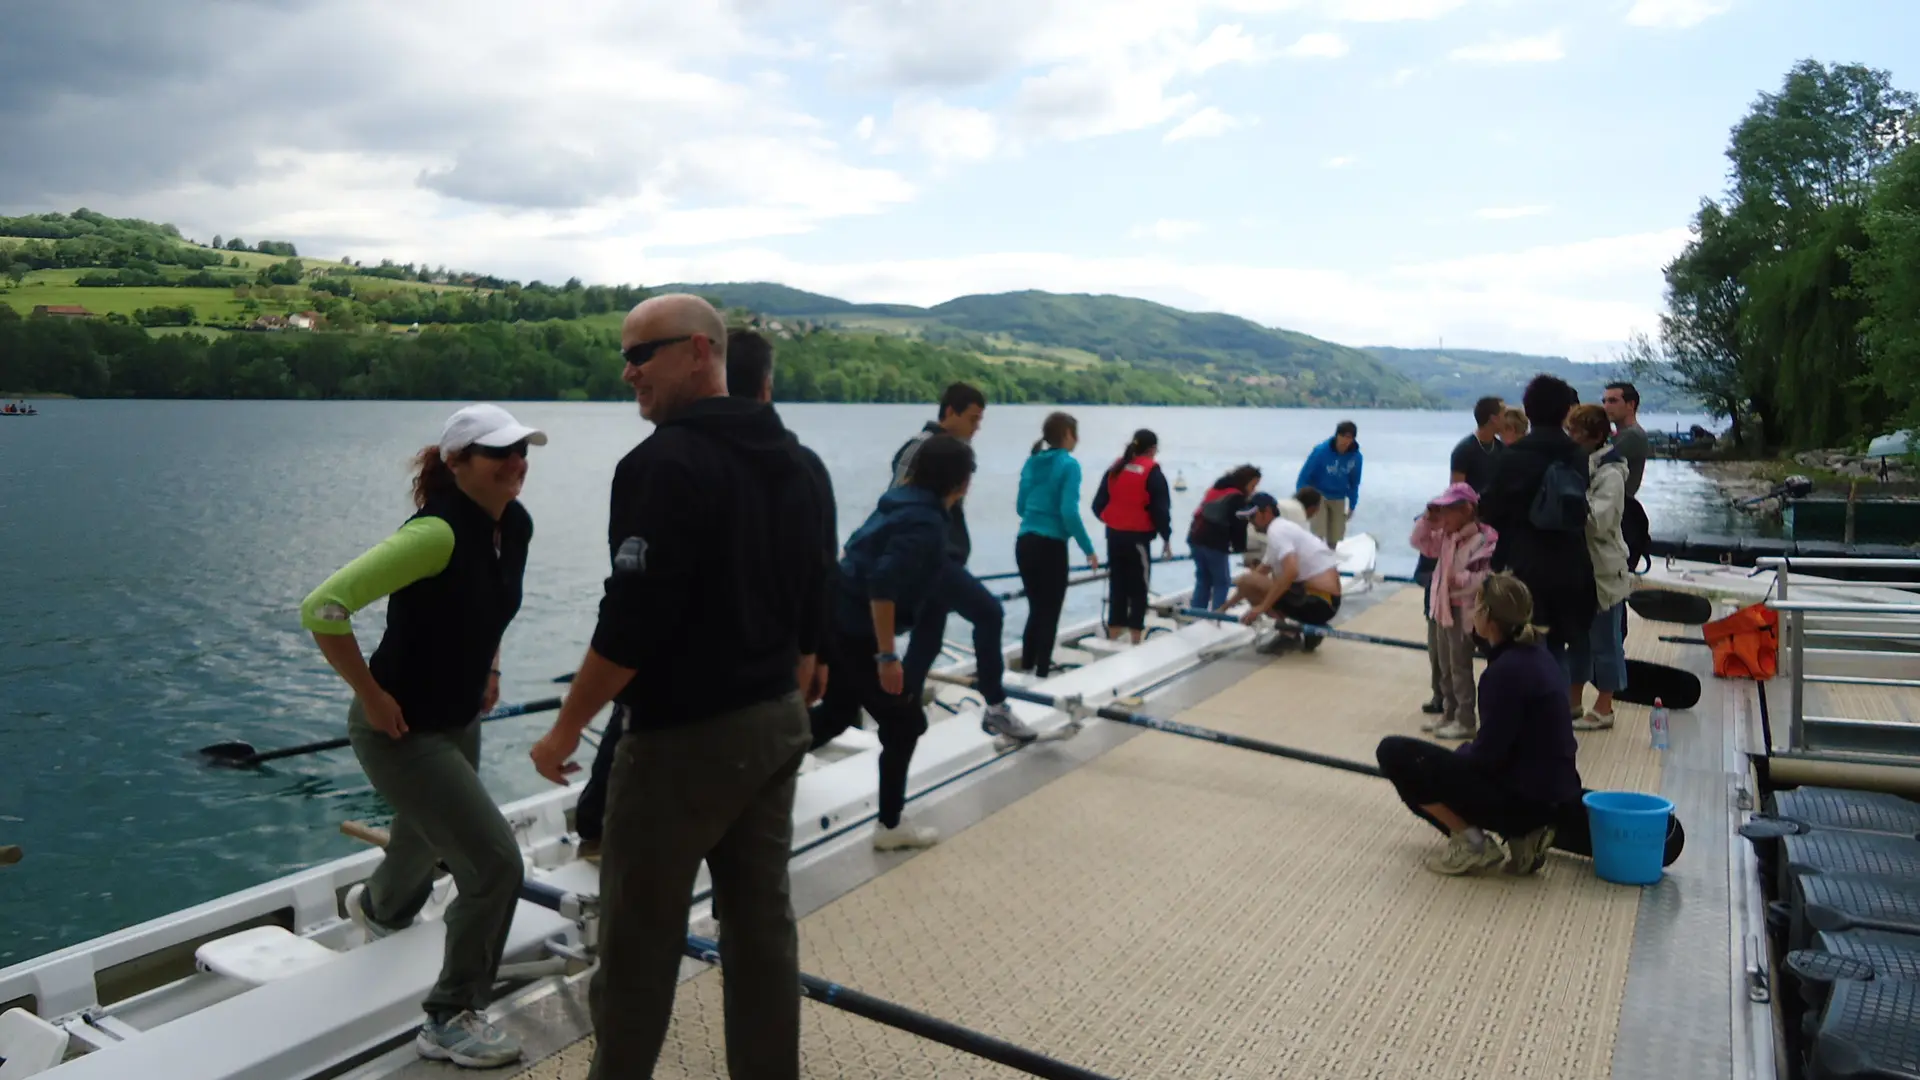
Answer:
[{"left": 1427, "top": 481, "right": 1479, "bottom": 509}]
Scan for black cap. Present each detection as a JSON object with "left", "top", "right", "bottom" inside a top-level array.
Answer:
[{"left": 1236, "top": 492, "right": 1281, "bottom": 519}]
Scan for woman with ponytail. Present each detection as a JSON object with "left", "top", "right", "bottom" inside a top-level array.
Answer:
[
  {"left": 1091, "top": 428, "right": 1172, "bottom": 643},
  {"left": 1015, "top": 412, "right": 1098, "bottom": 676},
  {"left": 299, "top": 404, "right": 546, "bottom": 1069},
  {"left": 1373, "top": 572, "right": 1582, "bottom": 879},
  {"left": 1186, "top": 464, "right": 1261, "bottom": 610}
]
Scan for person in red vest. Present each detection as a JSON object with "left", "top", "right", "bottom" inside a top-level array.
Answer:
[{"left": 1092, "top": 428, "right": 1173, "bottom": 643}]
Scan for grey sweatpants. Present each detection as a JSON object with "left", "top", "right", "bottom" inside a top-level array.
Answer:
[
  {"left": 347, "top": 698, "right": 524, "bottom": 1020},
  {"left": 1434, "top": 617, "right": 1478, "bottom": 731},
  {"left": 587, "top": 693, "right": 812, "bottom": 1080}
]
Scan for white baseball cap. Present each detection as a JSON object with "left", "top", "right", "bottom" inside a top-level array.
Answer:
[{"left": 439, "top": 404, "right": 549, "bottom": 457}]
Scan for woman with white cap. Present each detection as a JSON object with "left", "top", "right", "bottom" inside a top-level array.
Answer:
[{"left": 299, "top": 403, "right": 545, "bottom": 1070}]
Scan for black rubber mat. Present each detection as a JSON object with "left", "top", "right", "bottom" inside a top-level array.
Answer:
[
  {"left": 1789, "top": 930, "right": 1920, "bottom": 1015},
  {"left": 1775, "top": 786, "right": 1920, "bottom": 838},
  {"left": 1784, "top": 831, "right": 1920, "bottom": 882},
  {"left": 1792, "top": 872, "right": 1920, "bottom": 950},
  {"left": 1810, "top": 976, "right": 1920, "bottom": 1080}
]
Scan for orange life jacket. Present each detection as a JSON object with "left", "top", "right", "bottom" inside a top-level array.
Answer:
[{"left": 1702, "top": 602, "right": 1779, "bottom": 681}]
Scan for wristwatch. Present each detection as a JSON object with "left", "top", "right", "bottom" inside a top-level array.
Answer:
[{"left": 875, "top": 651, "right": 900, "bottom": 664}]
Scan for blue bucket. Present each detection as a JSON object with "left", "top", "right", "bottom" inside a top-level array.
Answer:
[{"left": 1582, "top": 791, "right": 1674, "bottom": 885}]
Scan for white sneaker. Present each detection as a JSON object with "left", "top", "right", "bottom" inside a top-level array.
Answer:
[
  {"left": 1432, "top": 721, "right": 1474, "bottom": 741},
  {"left": 1572, "top": 711, "right": 1615, "bottom": 731},
  {"left": 981, "top": 703, "right": 1037, "bottom": 743},
  {"left": 414, "top": 1010, "right": 522, "bottom": 1069},
  {"left": 873, "top": 823, "right": 939, "bottom": 850}
]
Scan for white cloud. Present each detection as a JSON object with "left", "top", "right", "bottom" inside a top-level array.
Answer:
[
  {"left": 1624, "top": 0, "right": 1734, "bottom": 28},
  {"left": 1475, "top": 204, "right": 1550, "bottom": 219},
  {"left": 1385, "top": 66, "right": 1420, "bottom": 86},
  {"left": 874, "top": 98, "right": 1001, "bottom": 162},
  {"left": 1128, "top": 219, "right": 1207, "bottom": 241},
  {"left": 1448, "top": 31, "right": 1565, "bottom": 63},
  {"left": 1325, "top": 0, "right": 1468, "bottom": 20},
  {"left": 1281, "top": 32, "right": 1351, "bottom": 58},
  {"left": 629, "top": 227, "right": 1694, "bottom": 361},
  {"left": 1164, "top": 107, "right": 1245, "bottom": 142},
  {"left": 854, "top": 115, "right": 876, "bottom": 141},
  {"left": 1325, "top": 154, "right": 1358, "bottom": 168}
]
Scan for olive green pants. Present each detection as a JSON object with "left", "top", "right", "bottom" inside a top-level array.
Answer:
[
  {"left": 348, "top": 698, "right": 523, "bottom": 1020},
  {"left": 587, "top": 693, "right": 812, "bottom": 1080}
]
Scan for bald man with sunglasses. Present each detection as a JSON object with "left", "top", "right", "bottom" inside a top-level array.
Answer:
[{"left": 530, "top": 293, "right": 832, "bottom": 1079}]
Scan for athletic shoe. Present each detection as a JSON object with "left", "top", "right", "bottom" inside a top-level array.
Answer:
[
  {"left": 981, "top": 703, "right": 1038, "bottom": 743},
  {"left": 1421, "top": 696, "right": 1446, "bottom": 715},
  {"left": 414, "top": 1010, "right": 522, "bottom": 1069},
  {"left": 1257, "top": 628, "right": 1303, "bottom": 655},
  {"left": 1572, "top": 711, "right": 1615, "bottom": 731},
  {"left": 1425, "top": 834, "right": 1505, "bottom": 876},
  {"left": 1432, "top": 721, "right": 1474, "bottom": 741},
  {"left": 346, "top": 884, "right": 405, "bottom": 942},
  {"left": 1504, "top": 825, "right": 1556, "bottom": 876},
  {"left": 1300, "top": 632, "right": 1323, "bottom": 653},
  {"left": 873, "top": 823, "right": 939, "bottom": 850}
]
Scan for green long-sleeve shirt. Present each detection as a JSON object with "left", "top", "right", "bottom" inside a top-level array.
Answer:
[{"left": 300, "top": 517, "right": 456, "bottom": 634}]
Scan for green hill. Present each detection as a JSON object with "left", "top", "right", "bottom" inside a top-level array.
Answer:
[
  {"left": 1363, "top": 346, "right": 1700, "bottom": 413},
  {"left": 666, "top": 283, "right": 1433, "bottom": 408}
]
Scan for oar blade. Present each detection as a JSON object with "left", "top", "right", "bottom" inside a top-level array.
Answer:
[
  {"left": 1617, "top": 660, "right": 1702, "bottom": 709},
  {"left": 1628, "top": 588, "right": 1714, "bottom": 625},
  {"left": 198, "top": 741, "right": 262, "bottom": 767}
]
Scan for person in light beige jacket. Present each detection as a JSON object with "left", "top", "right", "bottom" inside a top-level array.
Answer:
[{"left": 1565, "top": 404, "right": 1632, "bottom": 730}]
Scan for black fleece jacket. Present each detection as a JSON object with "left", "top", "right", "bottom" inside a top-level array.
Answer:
[{"left": 591, "top": 396, "right": 832, "bottom": 729}]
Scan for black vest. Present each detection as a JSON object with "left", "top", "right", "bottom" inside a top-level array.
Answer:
[{"left": 368, "top": 490, "right": 531, "bottom": 733}]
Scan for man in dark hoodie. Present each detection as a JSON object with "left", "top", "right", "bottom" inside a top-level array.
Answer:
[
  {"left": 528, "top": 294, "right": 831, "bottom": 1080},
  {"left": 812, "top": 433, "right": 976, "bottom": 851},
  {"left": 891, "top": 383, "right": 1037, "bottom": 745},
  {"left": 569, "top": 327, "right": 839, "bottom": 857},
  {"left": 1476, "top": 374, "right": 1596, "bottom": 668}
]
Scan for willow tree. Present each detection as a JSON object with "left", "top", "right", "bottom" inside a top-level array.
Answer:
[{"left": 1852, "top": 142, "right": 1920, "bottom": 438}]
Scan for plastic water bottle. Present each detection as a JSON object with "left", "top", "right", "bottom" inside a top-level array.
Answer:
[{"left": 1650, "top": 698, "right": 1670, "bottom": 751}]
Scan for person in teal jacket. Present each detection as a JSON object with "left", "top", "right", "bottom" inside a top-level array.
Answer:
[
  {"left": 1296, "top": 419, "right": 1363, "bottom": 547},
  {"left": 1015, "top": 412, "right": 1099, "bottom": 676}
]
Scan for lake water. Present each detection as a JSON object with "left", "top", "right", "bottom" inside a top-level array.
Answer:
[{"left": 0, "top": 400, "right": 1738, "bottom": 964}]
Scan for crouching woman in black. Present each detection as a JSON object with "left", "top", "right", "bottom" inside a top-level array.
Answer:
[{"left": 1375, "top": 572, "right": 1582, "bottom": 877}]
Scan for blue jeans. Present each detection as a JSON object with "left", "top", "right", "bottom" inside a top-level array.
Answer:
[
  {"left": 1567, "top": 602, "right": 1627, "bottom": 692},
  {"left": 1191, "top": 545, "right": 1232, "bottom": 610},
  {"left": 903, "top": 559, "right": 1006, "bottom": 706}
]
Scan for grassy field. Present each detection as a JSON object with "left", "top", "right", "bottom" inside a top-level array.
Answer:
[
  {"left": 0, "top": 281, "right": 254, "bottom": 321},
  {"left": 147, "top": 325, "right": 230, "bottom": 339}
]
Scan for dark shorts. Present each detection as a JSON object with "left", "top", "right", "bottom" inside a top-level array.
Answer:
[{"left": 1276, "top": 583, "right": 1340, "bottom": 626}]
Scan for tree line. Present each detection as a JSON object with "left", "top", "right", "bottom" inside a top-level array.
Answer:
[
  {"left": 0, "top": 310, "right": 1313, "bottom": 407},
  {"left": 1630, "top": 59, "right": 1920, "bottom": 452}
]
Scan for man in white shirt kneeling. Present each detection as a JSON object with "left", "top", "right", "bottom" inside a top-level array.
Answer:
[{"left": 1225, "top": 487, "right": 1344, "bottom": 653}]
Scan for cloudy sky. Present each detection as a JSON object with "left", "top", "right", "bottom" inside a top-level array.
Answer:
[{"left": 2, "top": 0, "right": 1913, "bottom": 360}]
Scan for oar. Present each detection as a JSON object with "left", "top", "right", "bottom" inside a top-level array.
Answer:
[
  {"left": 994, "top": 568, "right": 1110, "bottom": 602},
  {"left": 1381, "top": 573, "right": 1716, "bottom": 627},
  {"left": 683, "top": 936, "right": 1118, "bottom": 1080},
  {"left": 198, "top": 696, "right": 565, "bottom": 768},
  {"left": 927, "top": 670, "right": 1685, "bottom": 866},
  {"left": 975, "top": 553, "right": 1187, "bottom": 583},
  {"left": 1661, "top": 635, "right": 1709, "bottom": 646},
  {"left": 1177, "top": 606, "right": 1704, "bottom": 710}
]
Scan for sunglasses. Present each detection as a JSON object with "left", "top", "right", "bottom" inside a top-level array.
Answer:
[
  {"left": 622, "top": 334, "right": 694, "bottom": 367},
  {"left": 471, "top": 440, "right": 529, "bottom": 460}
]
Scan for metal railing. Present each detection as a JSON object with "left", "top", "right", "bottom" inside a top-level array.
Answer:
[{"left": 1760, "top": 557, "right": 1920, "bottom": 758}]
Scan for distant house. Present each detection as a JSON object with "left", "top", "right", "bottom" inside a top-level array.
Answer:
[
  {"left": 287, "top": 311, "right": 323, "bottom": 330},
  {"left": 32, "top": 304, "right": 96, "bottom": 319},
  {"left": 251, "top": 314, "right": 289, "bottom": 331}
]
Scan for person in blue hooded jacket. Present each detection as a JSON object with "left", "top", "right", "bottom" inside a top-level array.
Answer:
[
  {"left": 1015, "top": 411, "right": 1099, "bottom": 678},
  {"left": 810, "top": 433, "right": 976, "bottom": 851},
  {"left": 1296, "top": 419, "right": 1363, "bottom": 546}
]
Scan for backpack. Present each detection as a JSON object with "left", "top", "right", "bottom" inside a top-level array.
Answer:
[
  {"left": 1621, "top": 495, "right": 1653, "bottom": 573},
  {"left": 1529, "top": 456, "right": 1590, "bottom": 532}
]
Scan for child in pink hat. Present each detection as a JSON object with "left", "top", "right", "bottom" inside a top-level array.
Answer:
[{"left": 1410, "top": 482, "right": 1498, "bottom": 739}]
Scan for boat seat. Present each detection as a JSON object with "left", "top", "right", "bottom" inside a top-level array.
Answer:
[
  {"left": 1783, "top": 832, "right": 1920, "bottom": 892},
  {"left": 1786, "top": 929, "right": 1920, "bottom": 1029},
  {"left": 194, "top": 926, "right": 339, "bottom": 987},
  {"left": 0, "top": 1008, "right": 70, "bottom": 1080},
  {"left": 1809, "top": 976, "right": 1920, "bottom": 1080},
  {"left": 1774, "top": 787, "right": 1920, "bottom": 838}
]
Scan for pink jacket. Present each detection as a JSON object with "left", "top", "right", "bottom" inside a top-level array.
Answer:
[{"left": 1410, "top": 516, "right": 1498, "bottom": 627}]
